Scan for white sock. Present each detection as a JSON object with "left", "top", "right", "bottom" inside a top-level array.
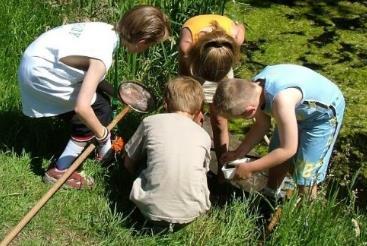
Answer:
[{"left": 56, "top": 139, "right": 86, "bottom": 170}]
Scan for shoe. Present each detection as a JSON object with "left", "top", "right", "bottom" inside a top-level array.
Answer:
[
  {"left": 43, "top": 167, "right": 94, "bottom": 189},
  {"left": 275, "top": 176, "right": 296, "bottom": 200},
  {"left": 260, "top": 176, "right": 296, "bottom": 202}
]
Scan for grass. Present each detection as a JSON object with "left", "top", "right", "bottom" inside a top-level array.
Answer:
[
  {"left": 268, "top": 193, "right": 367, "bottom": 245},
  {"left": 1, "top": 0, "right": 367, "bottom": 245},
  {"left": 0, "top": 153, "right": 261, "bottom": 244}
]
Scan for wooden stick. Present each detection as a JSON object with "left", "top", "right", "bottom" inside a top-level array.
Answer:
[{"left": 0, "top": 107, "right": 130, "bottom": 246}]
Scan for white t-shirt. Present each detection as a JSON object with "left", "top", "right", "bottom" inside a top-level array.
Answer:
[
  {"left": 18, "top": 22, "right": 119, "bottom": 117},
  {"left": 125, "top": 113, "right": 212, "bottom": 224}
]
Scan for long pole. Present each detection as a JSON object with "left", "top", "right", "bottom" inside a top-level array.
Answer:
[{"left": 0, "top": 106, "right": 130, "bottom": 246}]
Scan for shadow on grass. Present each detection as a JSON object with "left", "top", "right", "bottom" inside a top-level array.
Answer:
[
  {"left": 103, "top": 158, "right": 135, "bottom": 216},
  {"left": 0, "top": 110, "right": 69, "bottom": 176},
  {"left": 102, "top": 157, "right": 157, "bottom": 235},
  {"left": 241, "top": 39, "right": 268, "bottom": 72},
  {"left": 0, "top": 109, "right": 144, "bottom": 177},
  {"left": 238, "top": 0, "right": 367, "bottom": 12},
  {"left": 330, "top": 131, "right": 367, "bottom": 208},
  {"left": 239, "top": 0, "right": 367, "bottom": 74}
]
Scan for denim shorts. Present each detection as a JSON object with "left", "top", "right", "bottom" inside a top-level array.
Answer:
[{"left": 269, "top": 94, "right": 345, "bottom": 186}]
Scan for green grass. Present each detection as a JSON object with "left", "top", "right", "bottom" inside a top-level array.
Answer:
[
  {"left": 1, "top": 0, "right": 367, "bottom": 244},
  {"left": 268, "top": 192, "right": 367, "bottom": 245},
  {"left": 0, "top": 153, "right": 260, "bottom": 244}
]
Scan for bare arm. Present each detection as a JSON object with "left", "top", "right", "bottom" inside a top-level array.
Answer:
[
  {"left": 178, "top": 28, "right": 193, "bottom": 76},
  {"left": 179, "top": 27, "right": 193, "bottom": 56},
  {"left": 233, "top": 22, "right": 246, "bottom": 46},
  {"left": 210, "top": 103, "right": 229, "bottom": 160},
  {"left": 74, "top": 58, "right": 106, "bottom": 139},
  {"left": 230, "top": 109, "right": 271, "bottom": 160},
  {"left": 235, "top": 88, "right": 301, "bottom": 178}
]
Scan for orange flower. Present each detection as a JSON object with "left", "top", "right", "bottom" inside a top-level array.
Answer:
[{"left": 111, "top": 136, "right": 125, "bottom": 153}]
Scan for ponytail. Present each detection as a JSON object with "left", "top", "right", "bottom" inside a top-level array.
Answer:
[{"left": 188, "top": 28, "right": 240, "bottom": 82}]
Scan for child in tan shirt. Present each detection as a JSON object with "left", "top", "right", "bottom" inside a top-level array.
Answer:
[{"left": 123, "top": 76, "right": 211, "bottom": 230}]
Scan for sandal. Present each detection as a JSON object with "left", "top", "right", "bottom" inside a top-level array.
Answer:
[{"left": 43, "top": 167, "right": 94, "bottom": 189}]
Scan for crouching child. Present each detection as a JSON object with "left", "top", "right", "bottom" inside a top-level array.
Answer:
[
  {"left": 213, "top": 64, "right": 345, "bottom": 199},
  {"left": 123, "top": 76, "right": 211, "bottom": 231}
]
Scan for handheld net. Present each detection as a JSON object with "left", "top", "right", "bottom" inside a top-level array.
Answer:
[{"left": 118, "top": 81, "right": 155, "bottom": 113}]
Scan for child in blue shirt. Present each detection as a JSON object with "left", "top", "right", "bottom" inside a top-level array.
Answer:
[{"left": 213, "top": 64, "right": 345, "bottom": 198}]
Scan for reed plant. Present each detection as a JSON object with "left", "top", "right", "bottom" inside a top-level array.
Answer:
[{"left": 110, "top": 0, "right": 228, "bottom": 105}]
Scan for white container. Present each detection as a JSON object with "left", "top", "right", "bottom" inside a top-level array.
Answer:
[
  {"left": 222, "top": 157, "right": 251, "bottom": 179},
  {"left": 222, "top": 156, "right": 268, "bottom": 192}
]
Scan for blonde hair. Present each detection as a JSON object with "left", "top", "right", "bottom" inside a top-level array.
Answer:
[
  {"left": 189, "top": 23, "right": 240, "bottom": 82},
  {"left": 213, "top": 78, "right": 257, "bottom": 117},
  {"left": 164, "top": 76, "right": 204, "bottom": 114},
  {"left": 115, "top": 5, "right": 171, "bottom": 45}
]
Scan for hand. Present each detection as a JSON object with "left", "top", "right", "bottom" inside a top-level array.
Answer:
[
  {"left": 219, "top": 150, "right": 240, "bottom": 165},
  {"left": 234, "top": 164, "right": 252, "bottom": 180},
  {"left": 96, "top": 127, "right": 111, "bottom": 160}
]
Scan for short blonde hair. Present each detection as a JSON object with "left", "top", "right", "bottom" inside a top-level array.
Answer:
[
  {"left": 116, "top": 5, "right": 171, "bottom": 45},
  {"left": 188, "top": 23, "right": 240, "bottom": 82},
  {"left": 213, "top": 78, "right": 256, "bottom": 117},
  {"left": 164, "top": 76, "right": 204, "bottom": 114}
]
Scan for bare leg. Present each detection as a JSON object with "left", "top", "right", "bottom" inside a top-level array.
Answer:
[
  {"left": 298, "top": 184, "right": 318, "bottom": 199},
  {"left": 210, "top": 104, "right": 229, "bottom": 162},
  {"left": 209, "top": 104, "right": 229, "bottom": 182},
  {"left": 267, "top": 161, "right": 291, "bottom": 190}
]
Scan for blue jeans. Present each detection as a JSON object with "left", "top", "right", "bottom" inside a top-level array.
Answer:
[{"left": 269, "top": 95, "right": 345, "bottom": 186}]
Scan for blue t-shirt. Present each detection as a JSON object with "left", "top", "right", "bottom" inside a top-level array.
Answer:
[{"left": 253, "top": 64, "right": 344, "bottom": 121}]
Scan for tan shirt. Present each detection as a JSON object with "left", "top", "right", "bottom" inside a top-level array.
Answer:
[{"left": 125, "top": 113, "right": 212, "bottom": 224}]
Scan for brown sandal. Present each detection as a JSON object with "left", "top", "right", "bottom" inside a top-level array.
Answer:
[{"left": 43, "top": 167, "right": 94, "bottom": 189}]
